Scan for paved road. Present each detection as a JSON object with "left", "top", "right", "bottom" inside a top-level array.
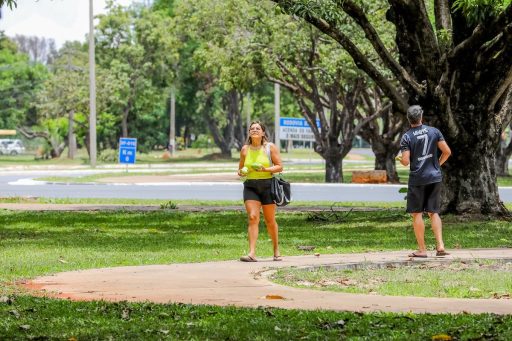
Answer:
[{"left": 1, "top": 170, "right": 511, "bottom": 202}]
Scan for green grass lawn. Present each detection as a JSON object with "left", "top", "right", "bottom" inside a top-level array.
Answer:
[
  {"left": 1, "top": 210, "right": 512, "bottom": 339},
  {"left": 2, "top": 296, "right": 511, "bottom": 340},
  {"left": 272, "top": 260, "right": 512, "bottom": 299}
]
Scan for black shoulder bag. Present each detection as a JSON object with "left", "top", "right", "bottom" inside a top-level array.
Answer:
[{"left": 265, "top": 144, "right": 291, "bottom": 206}]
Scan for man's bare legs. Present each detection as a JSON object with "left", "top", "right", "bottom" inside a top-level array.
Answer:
[
  {"left": 428, "top": 212, "right": 445, "bottom": 252},
  {"left": 412, "top": 213, "right": 427, "bottom": 256}
]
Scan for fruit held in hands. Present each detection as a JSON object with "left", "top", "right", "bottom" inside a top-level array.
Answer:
[
  {"left": 251, "top": 162, "right": 263, "bottom": 171},
  {"left": 240, "top": 167, "right": 248, "bottom": 175}
]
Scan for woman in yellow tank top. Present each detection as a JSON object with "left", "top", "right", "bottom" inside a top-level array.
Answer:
[{"left": 237, "top": 121, "right": 283, "bottom": 262}]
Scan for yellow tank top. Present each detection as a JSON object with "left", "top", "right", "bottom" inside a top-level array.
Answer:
[{"left": 244, "top": 145, "right": 272, "bottom": 179}]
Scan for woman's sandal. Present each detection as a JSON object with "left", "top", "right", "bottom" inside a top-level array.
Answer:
[
  {"left": 240, "top": 255, "right": 257, "bottom": 262},
  {"left": 273, "top": 255, "right": 283, "bottom": 261},
  {"left": 408, "top": 252, "right": 427, "bottom": 258},
  {"left": 436, "top": 250, "right": 450, "bottom": 257}
]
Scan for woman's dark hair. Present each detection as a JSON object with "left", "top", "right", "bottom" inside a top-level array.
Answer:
[{"left": 245, "top": 121, "right": 269, "bottom": 145}]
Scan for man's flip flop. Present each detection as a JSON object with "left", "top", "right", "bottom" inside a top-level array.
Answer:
[
  {"left": 436, "top": 250, "right": 450, "bottom": 257},
  {"left": 240, "top": 255, "right": 257, "bottom": 262},
  {"left": 408, "top": 252, "right": 427, "bottom": 258}
]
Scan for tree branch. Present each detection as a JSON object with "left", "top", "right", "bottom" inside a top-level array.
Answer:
[
  {"left": 353, "top": 103, "right": 392, "bottom": 137},
  {"left": 434, "top": 0, "right": 452, "bottom": 33},
  {"left": 447, "top": 4, "right": 512, "bottom": 65},
  {"left": 336, "top": 0, "right": 425, "bottom": 97},
  {"left": 272, "top": 0, "right": 409, "bottom": 114}
]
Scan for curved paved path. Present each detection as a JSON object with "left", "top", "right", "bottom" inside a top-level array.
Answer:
[{"left": 25, "top": 249, "right": 512, "bottom": 314}]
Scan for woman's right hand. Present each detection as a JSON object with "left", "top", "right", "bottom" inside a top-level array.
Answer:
[{"left": 238, "top": 166, "right": 249, "bottom": 177}]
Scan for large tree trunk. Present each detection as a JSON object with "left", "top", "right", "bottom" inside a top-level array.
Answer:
[
  {"left": 358, "top": 88, "right": 404, "bottom": 183},
  {"left": 201, "top": 88, "right": 240, "bottom": 158},
  {"left": 443, "top": 141, "right": 507, "bottom": 214},
  {"left": 496, "top": 146, "right": 511, "bottom": 177},
  {"left": 373, "top": 146, "right": 400, "bottom": 183},
  {"left": 496, "top": 128, "right": 512, "bottom": 176},
  {"left": 68, "top": 110, "right": 76, "bottom": 159},
  {"left": 323, "top": 149, "right": 343, "bottom": 183},
  {"left": 121, "top": 107, "right": 129, "bottom": 138}
]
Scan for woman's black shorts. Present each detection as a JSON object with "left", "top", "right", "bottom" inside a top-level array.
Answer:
[
  {"left": 243, "top": 179, "right": 274, "bottom": 205},
  {"left": 406, "top": 182, "right": 442, "bottom": 213}
]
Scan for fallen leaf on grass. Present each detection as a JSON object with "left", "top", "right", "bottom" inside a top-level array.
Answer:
[
  {"left": 492, "top": 293, "right": 511, "bottom": 299},
  {"left": 296, "top": 280, "right": 314, "bottom": 287},
  {"left": 432, "top": 334, "right": 452, "bottom": 341},
  {"left": 337, "top": 278, "right": 357, "bottom": 286},
  {"left": 19, "top": 325, "right": 30, "bottom": 331},
  {"left": 121, "top": 308, "right": 131, "bottom": 320},
  {"left": 0, "top": 296, "right": 13, "bottom": 304},
  {"left": 297, "top": 245, "right": 315, "bottom": 251},
  {"left": 319, "top": 319, "right": 345, "bottom": 330}
]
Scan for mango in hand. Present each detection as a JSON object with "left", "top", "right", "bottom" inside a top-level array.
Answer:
[{"left": 251, "top": 162, "right": 263, "bottom": 171}]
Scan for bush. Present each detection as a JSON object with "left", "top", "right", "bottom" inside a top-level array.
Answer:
[
  {"left": 191, "top": 134, "right": 213, "bottom": 148},
  {"left": 98, "top": 149, "right": 118, "bottom": 163}
]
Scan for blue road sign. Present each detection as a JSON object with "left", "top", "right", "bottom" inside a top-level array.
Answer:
[
  {"left": 279, "top": 117, "right": 320, "bottom": 141},
  {"left": 119, "top": 138, "right": 137, "bottom": 164}
]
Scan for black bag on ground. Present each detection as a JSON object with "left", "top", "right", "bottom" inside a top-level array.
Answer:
[{"left": 271, "top": 176, "right": 291, "bottom": 206}]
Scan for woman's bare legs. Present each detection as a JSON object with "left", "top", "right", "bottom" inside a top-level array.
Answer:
[
  {"left": 262, "top": 203, "right": 279, "bottom": 257},
  {"left": 244, "top": 200, "right": 261, "bottom": 258}
]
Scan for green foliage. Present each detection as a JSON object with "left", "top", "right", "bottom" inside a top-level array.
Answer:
[
  {"left": 0, "top": 33, "right": 48, "bottom": 129},
  {"left": 452, "top": 0, "right": 512, "bottom": 24},
  {"left": 190, "top": 134, "right": 213, "bottom": 148},
  {"left": 98, "top": 149, "right": 119, "bottom": 163},
  {"left": 160, "top": 200, "right": 178, "bottom": 209},
  {"left": 0, "top": 0, "right": 16, "bottom": 9},
  {"left": 95, "top": 3, "right": 179, "bottom": 151}
]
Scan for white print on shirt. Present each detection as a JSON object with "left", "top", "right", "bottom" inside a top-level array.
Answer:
[
  {"left": 418, "top": 153, "right": 433, "bottom": 161},
  {"left": 413, "top": 128, "right": 428, "bottom": 136},
  {"left": 416, "top": 133, "right": 429, "bottom": 156}
]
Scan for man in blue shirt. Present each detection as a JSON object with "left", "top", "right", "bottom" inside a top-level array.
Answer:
[{"left": 398, "top": 105, "right": 452, "bottom": 258}]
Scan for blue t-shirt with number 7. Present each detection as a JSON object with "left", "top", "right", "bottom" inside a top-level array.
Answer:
[{"left": 400, "top": 124, "right": 445, "bottom": 186}]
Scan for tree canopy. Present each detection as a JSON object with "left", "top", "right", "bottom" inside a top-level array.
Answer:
[{"left": 272, "top": 0, "right": 512, "bottom": 215}]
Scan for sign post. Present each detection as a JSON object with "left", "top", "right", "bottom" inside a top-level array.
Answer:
[{"left": 119, "top": 138, "right": 137, "bottom": 171}]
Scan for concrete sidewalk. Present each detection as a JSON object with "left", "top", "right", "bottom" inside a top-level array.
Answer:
[
  {"left": 24, "top": 249, "right": 512, "bottom": 315},
  {"left": 0, "top": 203, "right": 392, "bottom": 212}
]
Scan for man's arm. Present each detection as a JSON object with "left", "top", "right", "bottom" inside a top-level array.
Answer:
[
  {"left": 438, "top": 141, "right": 451, "bottom": 166},
  {"left": 400, "top": 150, "right": 410, "bottom": 166}
]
